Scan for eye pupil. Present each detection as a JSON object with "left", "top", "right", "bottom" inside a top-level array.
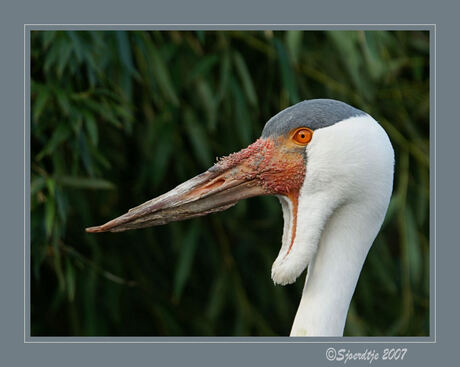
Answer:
[{"left": 292, "top": 128, "right": 312, "bottom": 144}]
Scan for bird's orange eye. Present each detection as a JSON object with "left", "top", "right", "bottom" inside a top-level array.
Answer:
[{"left": 292, "top": 128, "right": 313, "bottom": 145}]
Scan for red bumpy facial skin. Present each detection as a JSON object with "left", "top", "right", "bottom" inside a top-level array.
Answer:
[{"left": 215, "top": 137, "right": 306, "bottom": 196}]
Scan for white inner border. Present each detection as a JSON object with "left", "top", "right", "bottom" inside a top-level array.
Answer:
[{"left": 24, "top": 24, "right": 436, "bottom": 344}]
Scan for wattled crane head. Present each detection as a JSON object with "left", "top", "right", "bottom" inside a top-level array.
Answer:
[{"left": 87, "top": 99, "right": 394, "bottom": 286}]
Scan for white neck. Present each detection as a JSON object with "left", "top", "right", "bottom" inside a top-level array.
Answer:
[
  {"left": 270, "top": 115, "right": 394, "bottom": 336},
  {"left": 290, "top": 202, "right": 377, "bottom": 336}
]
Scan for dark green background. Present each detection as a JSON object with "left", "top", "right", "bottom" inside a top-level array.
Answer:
[{"left": 30, "top": 30, "right": 429, "bottom": 336}]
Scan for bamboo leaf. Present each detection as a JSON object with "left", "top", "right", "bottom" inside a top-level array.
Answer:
[
  {"left": 36, "top": 123, "right": 71, "bottom": 160},
  {"left": 286, "top": 31, "right": 303, "bottom": 66},
  {"left": 186, "top": 54, "right": 219, "bottom": 84},
  {"left": 206, "top": 272, "right": 227, "bottom": 321},
  {"left": 116, "top": 31, "right": 140, "bottom": 81},
  {"left": 31, "top": 176, "right": 46, "bottom": 196},
  {"left": 363, "top": 31, "right": 386, "bottom": 80},
  {"left": 52, "top": 230, "right": 65, "bottom": 292},
  {"left": 55, "top": 186, "right": 68, "bottom": 228},
  {"left": 57, "top": 40, "right": 73, "bottom": 77},
  {"left": 184, "top": 109, "right": 212, "bottom": 168},
  {"left": 216, "top": 51, "right": 231, "bottom": 105},
  {"left": 67, "top": 31, "right": 83, "bottom": 62},
  {"left": 173, "top": 224, "right": 199, "bottom": 301},
  {"left": 32, "top": 242, "right": 49, "bottom": 280},
  {"left": 43, "top": 39, "right": 60, "bottom": 73},
  {"left": 230, "top": 78, "right": 252, "bottom": 145},
  {"left": 404, "top": 207, "right": 422, "bottom": 285},
  {"left": 383, "top": 193, "right": 400, "bottom": 228},
  {"left": 56, "top": 91, "right": 71, "bottom": 115},
  {"left": 32, "top": 85, "right": 50, "bottom": 123},
  {"left": 369, "top": 238, "right": 397, "bottom": 294},
  {"left": 55, "top": 176, "right": 115, "bottom": 190},
  {"left": 42, "top": 31, "right": 56, "bottom": 49},
  {"left": 196, "top": 79, "right": 217, "bottom": 130},
  {"left": 233, "top": 51, "right": 257, "bottom": 106},
  {"left": 328, "top": 31, "right": 368, "bottom": 96},
  {"left": 152, "top": 128, "right": 174, "bottom": 186},
  {"left": 84, "top": 111, "right": 98, "bottom": 146},
  {"left": 45, "top": 197, "right": 55, "bottom": 238},
  {"left": 78, "top": 132, "right": 94, "bottom": 176},
  {"left": 66, "top": 258, "right": 76, "bottom": 302},
  {"left": 146, "top": 39, "right": 179, "bottom": 105},
  {"left": 274, "top": 38, "right": 299, "bottom": 104}
]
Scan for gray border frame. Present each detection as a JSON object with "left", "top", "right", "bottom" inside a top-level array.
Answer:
[{"left": 24, "top": 24, "right": 435, "bottom": 344}]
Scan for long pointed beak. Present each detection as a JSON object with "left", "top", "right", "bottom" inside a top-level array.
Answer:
[{"left": 86, "top": 139, "right": 275, "bottom": 233}]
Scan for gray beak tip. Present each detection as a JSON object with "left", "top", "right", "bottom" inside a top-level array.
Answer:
[{"left": 85, "top": 225, "right": 104, "bottom": 233}]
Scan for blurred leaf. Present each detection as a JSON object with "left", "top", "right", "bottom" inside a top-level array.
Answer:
[
  {"left": 328, "top": 32, "right": 365, "bottom": 94},
  {"left": 55, "top": 176, "right": 115, "bottom": 190},
  {"left": 152, "top": 130, "right": 174, "bottom": 186},
  {"left": 56, "top": 90, "right": 72, "bottom": 115},
  {"left": 83, "top": 111, "right": 98, "bottom": 146},
  {"left": 32, "top": 242, "right": 49, "bottom": 280},
  {"left": 116, "top": 31, "right": 139, "bottom": 79},
  {"left": 383, "top": 193, "right": 400, "bottom": 228},
  {"left": 66, "top": 258, "right": 76, "bottom": 302},
  {"left": 196, "top": 79, "right": 217, "bottom": 130},
  {"left": 78, "top": 132, "right": 94, "bottom": 176},
  {"left": 369, "top": 238, "right": 397, "bottom": 294},
  {"left": 415, "top": 163, "right": 429, "bottom": 226},
  {"left": 362, "top": 31, "right": 386, "bottom": 80},
  {"left": 173, "top": 224, "right": 199, "bottom": 301},
  {"left": 53, "top": 232, "right": 65, "bottom": 292},
  {"left": 32, "top": 84, "right": 50, "bottom": 123},
  {"left": 216, "top": 51, "right": 231, "bottom": 105},
  {"left": 186, "top": 54, "right": 218, "bottom": 84},
  {"left": 31, "top": 176, "right": 46, "bottom": 196},
  {"left": 55, "top": 186, "right": 68, "bottom": 228},
  {"left": 43, "top": 38, "right": 60, "bottom": 73},
  {"left": 57, "top": 40, "right": 73, "bottom": 77},
  {"left": 274, "top": 38, "right": 299, "bottom": 104},
  {"left": 42, "top": 31, "right": 56, "bottom": 49},
  {"left": 230, "top": 78, "right": 252, "bottom": 145},
  {"left": 145, "top": 38, "right": 179, "bottom": 105},
  {"left": 45, "top": 197, "right": 55, "bottom": 238},
  {"left": 184, "top": 109, "right": 212, "bottom": 167},
  {"left": 36, "top": 124, "right": 71, "bottom": 160},
  {"left": 286, "top": 31, "right": 303, "bottom": 66},
  {"left": 233, "top": 51, "right": 257, "bottom": 106},
  {"left": 206, "top": 271, "right": 228, "bottom": 321},
  {"left": 67, "top": 31, "right": 83, "bottom": 62},
  {"left": 404, "top": 207, "right": 422, "bottom": 285}
]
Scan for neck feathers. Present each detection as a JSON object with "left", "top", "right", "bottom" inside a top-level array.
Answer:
[
  {"left": 283, "top": 115, "right": 394, "bottom": 336},
  {"left": 290, "top": 201, "right": 382, "bottom": 336}
]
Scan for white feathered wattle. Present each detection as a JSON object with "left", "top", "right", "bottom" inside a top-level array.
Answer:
[{"left": 271, "top": 114, "right": 394, "bottom": 336}]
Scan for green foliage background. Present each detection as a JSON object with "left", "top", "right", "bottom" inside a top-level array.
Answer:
[{"left": 31, "top": 30, "right": 429, "bottom": 336}]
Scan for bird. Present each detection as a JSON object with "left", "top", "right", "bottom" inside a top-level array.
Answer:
[{"left": 86, "top": 99, "right": 394, "bottom": 337}]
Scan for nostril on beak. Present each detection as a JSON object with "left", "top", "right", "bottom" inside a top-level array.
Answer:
[
  {"left": 203, "top": 177, "right": 226, "bottom": 190},
  {"left": 185, "top": 177, "right": 227, "bottom": 199}
]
